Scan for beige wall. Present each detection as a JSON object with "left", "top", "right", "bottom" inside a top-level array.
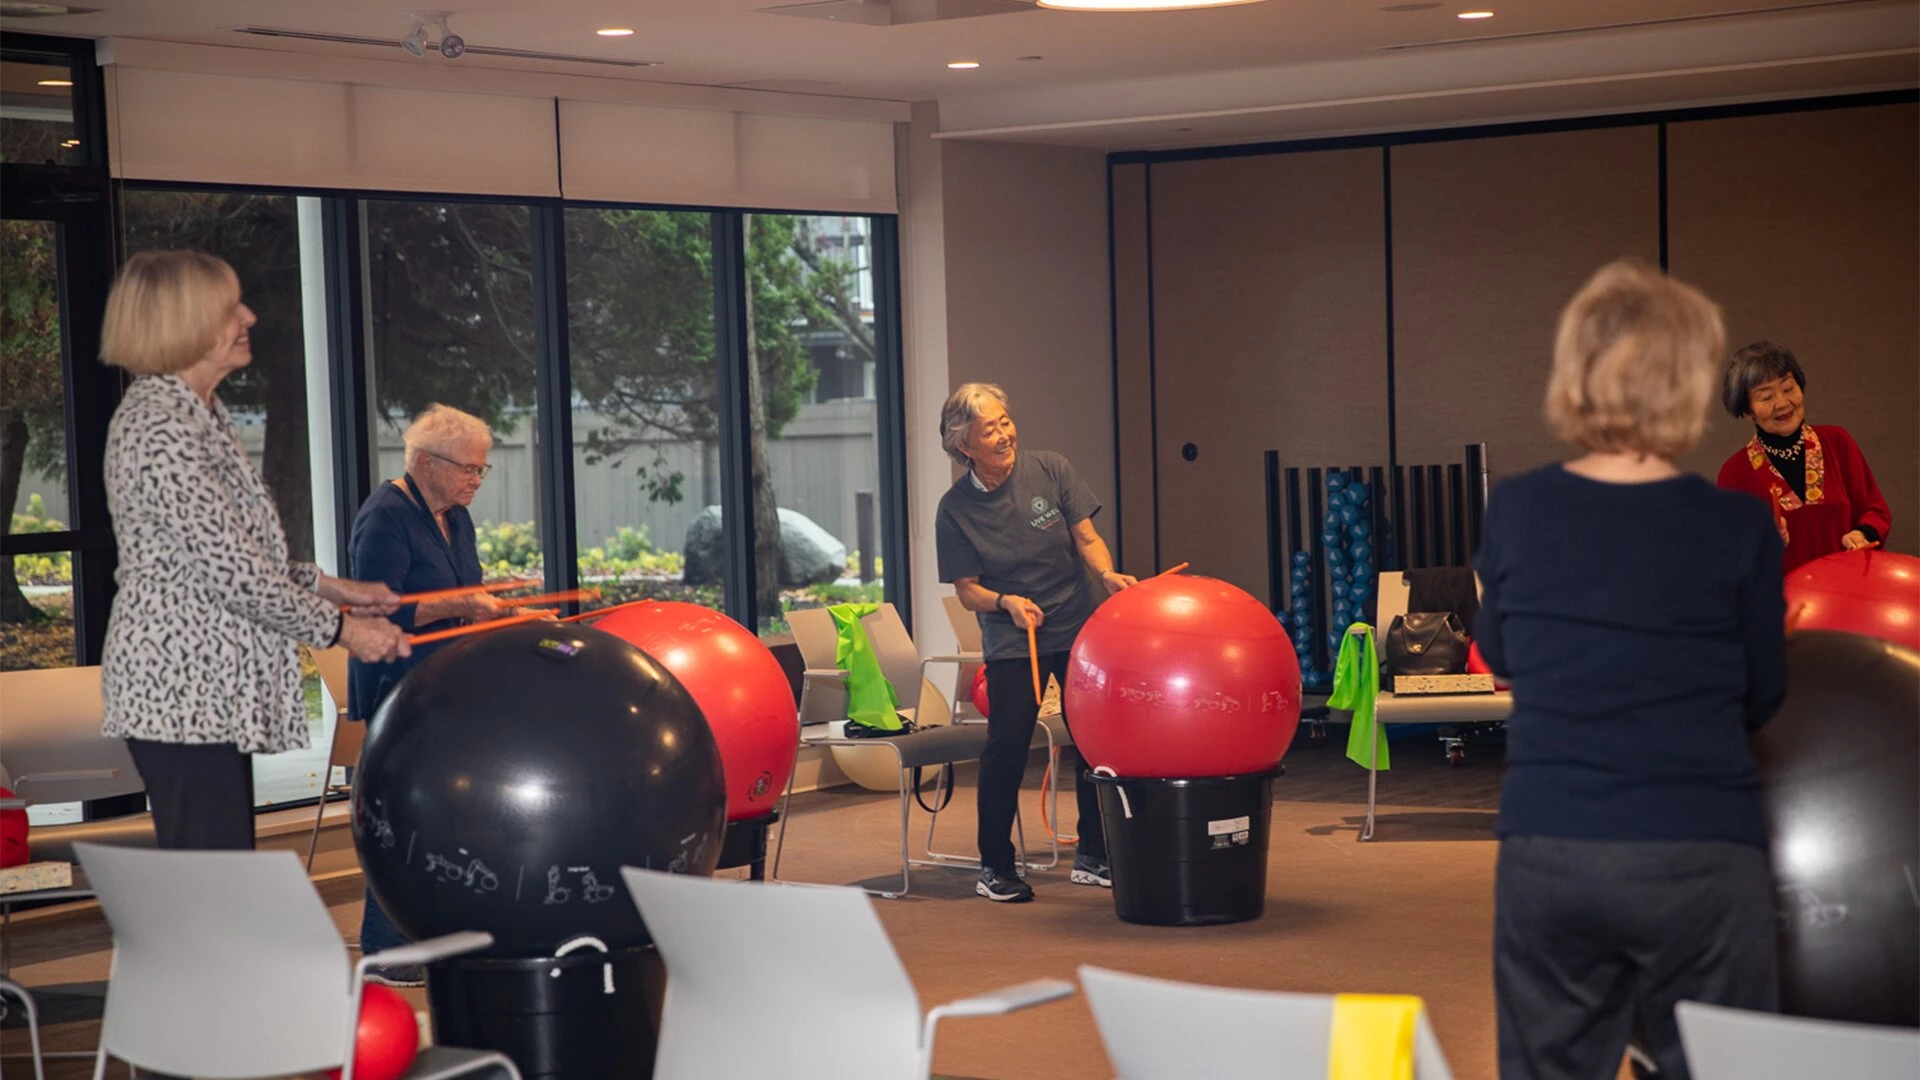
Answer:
[
  {"left": 1120, "top": 99, "right": 1919, "bottom": 566},
  {"left": 1668, "top": 103, "right": 1919, "bottom": 556},
  {"left": 940, "top": 139, "right": 1116, "bottom": 518},
  {"left": 898, "top": 121, "right": 1115, "bottom": 654},
  {"left": 1148, "top": 149, "right": 1391, "bottom": 596},
  {"left": 1391, "top": 127, "right": 1661, "bottom": 482}
]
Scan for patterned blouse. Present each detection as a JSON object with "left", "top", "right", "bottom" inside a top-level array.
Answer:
[{"left": 101, "top": 374, "right": 341, "bottom": 753}]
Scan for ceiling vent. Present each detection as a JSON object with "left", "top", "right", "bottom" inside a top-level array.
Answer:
[
  {"left": 759, "top": 0, "right": 1036, "bottom": 27},
  {"left": 227, "top": 25, "right": 663, "bottom": 68},
  {"left": 1375, "top": 0, "right": 1883, "bottom": 50}
]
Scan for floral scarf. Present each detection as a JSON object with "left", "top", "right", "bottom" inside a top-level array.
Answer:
[{"left": 1743, "top": 424, "right": 1825, "bottom": 545}]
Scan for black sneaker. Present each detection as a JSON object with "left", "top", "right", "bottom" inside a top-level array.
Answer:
[
  {"left": 363, "top": 963, "right": 427, "bottom": 988},
  {"left": 1071, "top": 854, "right": 1112, "bottom": 888},
  {"left": 976, "top": 867, "right": 1034, "bottom": 902}
]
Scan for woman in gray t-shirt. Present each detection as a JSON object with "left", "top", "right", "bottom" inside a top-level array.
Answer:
[{"left": 934, "top": 382, "right": 1136, "bottom": 903}]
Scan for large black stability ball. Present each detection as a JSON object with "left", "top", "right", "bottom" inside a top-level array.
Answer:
[
  {"left": 353, "top": 622, "right": 727, "bottom": 958},
  {"left": 1753, "top": 630, "right": 1919, "bottom": 1027}
]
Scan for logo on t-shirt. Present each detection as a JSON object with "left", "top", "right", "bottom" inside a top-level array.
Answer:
[{"left": 1029, "top": 496, "right": 1062, "bottom": 530}]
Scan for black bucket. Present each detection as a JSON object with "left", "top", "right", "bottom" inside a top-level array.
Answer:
[
  {"left": 427, "top": 944, "right": 662, "bottom": 1078},
  {"left": 1088, "top": 768, "right": 1281, "bottom": 926}
]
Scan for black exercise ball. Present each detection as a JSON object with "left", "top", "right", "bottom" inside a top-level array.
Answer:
[
  {"left": 353, "top": 622, "right": 727, "bottom": 957},
  {"left": 1752, "top": 630, "right": 1920, "bottom": 1027}
]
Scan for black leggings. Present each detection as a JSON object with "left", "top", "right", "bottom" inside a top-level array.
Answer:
[
  {"left": 977, "top": 651, "right": 1105, "bottom": 872},
  {"left": 125, "top": 739, "right": 256, "bottom": 850}
]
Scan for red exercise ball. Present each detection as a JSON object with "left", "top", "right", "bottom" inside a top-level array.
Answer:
[
  {"left": 1785, "top": 550, "right": 1920, "bottom": 653},
  {"left": 1466, "top": 641, "right": 1510, "bottom": 691},
  {"left": 0, "top": 787, "right": 27, "bottom": 869},
  {"left": 327, "top": 984, "right": 418, "bottom": 1080},
  {"left": 1066, "top": 575, "right": 1301, "bottom": 778},
  {"left": 970, "top": 665, "right": 991, "bottom": 718},
  {"left": 594, "top": 601, "right": 798, "bottom": 822}
]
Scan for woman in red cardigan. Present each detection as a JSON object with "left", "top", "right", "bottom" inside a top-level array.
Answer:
[{"left": 1716, "top": 341, "right": 1891, "bottom": 571}]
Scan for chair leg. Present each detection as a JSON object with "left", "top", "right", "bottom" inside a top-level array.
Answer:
[
  {"left": 767, "top": 753, "right": 803, "bottom": 884},
  {"left": 304, "top": 789, "right": 329, "bottom": 873},
  {"left": 0, "top": 978, "right": 46, "bottom": 1080}
]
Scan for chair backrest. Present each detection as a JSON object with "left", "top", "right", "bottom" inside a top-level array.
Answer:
[
  {"left": 941, "top": 594, "right": 982, "bottom": 653},
  {"left": 787, "top": 606, "right": 836, "bottom": 671},
  {"left": 0, "top": 666, "right": 144, "bottom": 805},
  {"left": 1675, "top": 1001, "right": 1920, "bottom": 1080},
  {"left": 1079, "top": 966, "right": 1453, "bottom": 1080},
  {"left": 75, "top": 842, "right": 350, "bottom": 1078},
  {"left": 623, "top": 868, "right": 923, "bottom": 1080},
  {"left": 787, "top": 604, "right": 941, "bottom": 722},
  {"left": 309, "top": 645, "right": 350, "bottom": 720},
  {"left": 859, "top": 605, "right": 943, "bottom": 723}
]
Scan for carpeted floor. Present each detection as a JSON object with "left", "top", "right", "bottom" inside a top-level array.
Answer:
[{"left": 3, "top": 725, "right": 1527, "bottom": 1079}]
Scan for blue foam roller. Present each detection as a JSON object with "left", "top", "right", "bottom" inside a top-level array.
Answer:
[
  {"left": 1351, "top": 520, "right": 1373, "bottom": 540},
  {"left": 1326, "top": 472, "right": 1347, "bottom": 492}
]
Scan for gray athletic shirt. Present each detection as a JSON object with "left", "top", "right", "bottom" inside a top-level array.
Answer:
[{"left": 935, "top": 450, "right": 1106, "bottom": 662}]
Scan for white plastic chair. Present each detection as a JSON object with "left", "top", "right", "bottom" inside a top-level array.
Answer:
[
  {"left": 74, "top": 842, "right": 521, "bottom": 1080},
  {"left": 1676, "top": 1000, "right": 1920, "bottom": 1080},
  {"left": 622, "top": 866, "right": 1072, "bottom": 1079},
  {"left": 1079, "top": 965, "right": 1454, "bottom": 1080}
]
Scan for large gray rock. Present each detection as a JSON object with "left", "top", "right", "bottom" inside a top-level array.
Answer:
[{"left": 682, "top": 505, "right": 848, "bottom": 587}]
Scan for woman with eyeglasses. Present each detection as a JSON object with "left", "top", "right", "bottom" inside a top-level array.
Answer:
[{"left": 346, "top": 402, "right": 516, "bottom": 984}]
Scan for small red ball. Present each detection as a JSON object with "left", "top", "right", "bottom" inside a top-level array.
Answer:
[
  {"left": 594, "top": 602, "right": 798, "bottom": 821},
  {"left": 326, "top": 984, "right": 418, "bottom": 1080},
  {"left": 1066, "top": 575, "right": 1301, "bottom": 778},
  {"left": 969, "top": 665, "right": 990, "bottom": 718}
]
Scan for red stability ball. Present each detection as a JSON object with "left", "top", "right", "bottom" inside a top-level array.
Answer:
[
  {"left": 970, "top": 664, "right": 991, "bottom": 719},
  {"left": 594, "top": 601, "right": 798, "bottom": 822},
  {"left": 1785, "top": 549, "right": 1920, "bottom": 653},
  {"left": 0, "top": 787, "right": 27, "bottom": 869},
  {"left": 1066, "top": 574, "right": 1302, "bottom": 778},
  {"left": 327, "top": 984, "right": 418, "bottom": 1080}
]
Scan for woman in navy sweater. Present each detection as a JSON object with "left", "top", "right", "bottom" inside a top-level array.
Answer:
[{"left": 1476, "top": 261, "right": 1786, "bottom": 1080}]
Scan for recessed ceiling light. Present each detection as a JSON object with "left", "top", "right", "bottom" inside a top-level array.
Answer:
[
  {"left": 947, "top": 60, "right": 981, "bottom": 69},
  {"left": 1457, "top": 9, "right": 1494, "bottom": 18},
  {"left": 596, "top": 27, "right": 635, "bottom": 36},
  {"left": 37, "top": 78, "right": 74, "bottom": 87},
  {"left": 60, "top": 139, "right": 80, "bottom": 147},
  {"left": 1038, "top": 0, "right": 1264, "bottom": 9}
]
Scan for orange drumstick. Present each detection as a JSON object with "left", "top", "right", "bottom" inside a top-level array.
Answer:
[
  {"left": 503, "top": 588, "right": 601, "bottom": 609},
  {"left": 1152, "top": 562, "right": 1190, "bottom": 579},
  {"left": 560, "top": 598, "right": 655, "bottom": 623},
  {"left": 344, "top": 579, "right": 537, "bottom": 612},
  {"left": 1027, "top": 621, "right": 1043, "bottom": 705},
  {"left": 407, "top": 611, "right": 550, "bottom": 646}
]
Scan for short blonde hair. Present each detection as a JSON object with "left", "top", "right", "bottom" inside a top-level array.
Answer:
[
  {"left": 1545, "top": 261, "right": 1725, "bottom": 460},
  {"left": 100, "top": 250, "right": 242, "bottom": 376},
  {"left": 939, "top": 382, "right": 1009, "bottom": 467},
  {"left": 402, "top": 404, "right": 493, "bottom": 469}
]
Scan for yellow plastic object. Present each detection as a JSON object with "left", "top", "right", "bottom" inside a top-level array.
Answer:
[{"left": 1328, "top": 993, "right": 1420, "bottom": 1080}]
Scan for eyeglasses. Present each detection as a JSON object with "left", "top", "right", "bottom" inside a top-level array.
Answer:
[{"left": 427, "top": 450, "right": 492, "bottom": 479}]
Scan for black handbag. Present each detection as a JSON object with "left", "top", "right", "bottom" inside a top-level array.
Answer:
[{"left": 1385, "top": 612, "right": 1470, "bottom": 676}]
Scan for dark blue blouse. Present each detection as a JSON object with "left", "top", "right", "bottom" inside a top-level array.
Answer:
[{"left": 346, "top": 474, "right": 483, "bottom": 721}]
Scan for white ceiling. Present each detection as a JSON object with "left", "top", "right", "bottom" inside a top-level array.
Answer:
[{"left": 8, "top": 0, "right": 1918, "bottom": 149}]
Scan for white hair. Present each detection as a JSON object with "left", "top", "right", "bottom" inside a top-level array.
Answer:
[
  {"left": 939, "top": 382, "right": 1009, "bottom": 467},
  {"left": 401, "top": 404, "right": 493, "bottom": 470}
]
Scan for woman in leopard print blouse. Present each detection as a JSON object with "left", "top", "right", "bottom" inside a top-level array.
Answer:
[{"left": 99, "top": 250, "right": 412, "bottom": 850}]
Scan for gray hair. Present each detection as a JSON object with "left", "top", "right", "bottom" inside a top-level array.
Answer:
[
  {"left": 1721, "top": 341, "right": 1807, "bottom": 419},
  {"left": 402, "top": 404, "right": 493, "bottom": 469},
  {"left": 939, "top": 382, "right": 1009, "bottom": 467}
]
